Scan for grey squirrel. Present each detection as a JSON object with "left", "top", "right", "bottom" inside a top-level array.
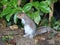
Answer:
[
  {"left": 17, "top": 12, "right": 36, "bottom": 38},
  {"left": 17, "top": 12, "right": 57, "bottom": 38}
]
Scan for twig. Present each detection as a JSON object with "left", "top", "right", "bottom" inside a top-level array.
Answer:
[
  {"left": 30, "top": 0, "right": 33, "bottom": 2},
  {"left": 39, "top": 14, "right": 47, "bottom": 26},
  {"left": 49, "top": 2, "right": 54, "bottom": 26},
  {"left": 18, "top": 0, "right": 21, "bottom": 6}
]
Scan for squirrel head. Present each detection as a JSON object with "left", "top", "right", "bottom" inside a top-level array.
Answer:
[{"left": 17, "top": 12, "right": 25, "bottom": 19}]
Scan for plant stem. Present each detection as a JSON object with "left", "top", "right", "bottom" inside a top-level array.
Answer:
[
  {"left": 49, "top": 2, "right": 54, "bottom": 26},
  {"left": 30, "top": 0, "right": 33, "bottom": 2},
  {"left": 18, "top": 0, "right": 21, "bottom": 6},
  {"left": 39, "top": 14, "right": 47, "bottom": 26},
  {"left": 3, "top": 5, "right": 6, "bottom": 9}
]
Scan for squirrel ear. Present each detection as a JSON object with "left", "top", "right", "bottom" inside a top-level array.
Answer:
[
  {"left": 22, "top": 11, "right": 25, "bottom": 12},
  {"left": 22, "top": 11, "right": 25, "bottom": 14},
  {"left": 17, "top": 13, "right": 21, "bottom": 16},
  {"left": 21, "top": 12, "right": 25, "bottom": 16}
]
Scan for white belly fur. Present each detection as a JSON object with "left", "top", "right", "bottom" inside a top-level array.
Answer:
[
  {"left": 21, "top": 18, "right": 35, "bottom": 38},
  {"left": 21, "top": 18, "right": 25, "bottom": 24},
  {"left": 24, "top": 25, "right": 34, "bottom": 34}
]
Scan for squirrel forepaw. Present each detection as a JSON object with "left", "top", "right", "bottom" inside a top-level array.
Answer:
[
  {"left": 23, "top": 34, "right": 28, "bottom": 37},
  {"left": 23, "top": 35, "right": 27, "bottom": 37},
  {"left": 29, "top": 35, "right": 34, "bottom": 38},
  {"left": 23, "top": 34, "right": 34, "bottom": 39}
]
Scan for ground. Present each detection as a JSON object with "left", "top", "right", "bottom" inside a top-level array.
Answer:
[{"left": 0, "top": 27, "right": 60, "bottom": 45}]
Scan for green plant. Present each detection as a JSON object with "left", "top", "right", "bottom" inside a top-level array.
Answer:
[
  {"left": 53, "top": 21, "right": 60, "bottom": 31},
  {"left": 50, "top": 17, "right": 60, "bottom": 31},
  {"left": 0, "top": 0, "right": 58, "bottom": 25}
]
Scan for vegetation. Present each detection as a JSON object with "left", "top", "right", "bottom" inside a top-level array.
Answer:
[
  {"left": 0, "top": 0, "right": 60, "bottom": 45},
  {"left": 0, "top": 0, "right": 60, "bottom": 30}
]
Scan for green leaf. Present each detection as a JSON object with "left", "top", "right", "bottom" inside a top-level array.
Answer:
[
  {"left": 46, "top": 0, "right": 57, "bottom": 4},
  {"left": 0, "top": 7, "right": 12, "bottom": 17},
  {"left": 17, "top": 7, "right": 23, "bottom": 12},
  {"left": 27, "top": 13, "right": 34, "bottom": 20},
  {"left": 53, "top": 26, "right": 59, "bottom": 30},
  {"left": 40, "top": 19, "right": 48, "bottom": 26},
  {"left": 10, "top": 0, "right": 18, "bottom": 7},
  {"left": 6, "top": 8, "right": 17, "bottom": 21},
  {"left": 40, "top": 1, "right": 49, "bottom": 6},
  {"left": 27, "top": 11, "right": 41, "bottom": 24},
  {"left": 40, "top": 6, "right": 51, "bottom": 13},
  {"left": 39, "top": 1, "right": 51, "bottom": 13},
  {"left": 34, "top": 11, "right": 41, "bottom": 24},
  {"left": 1, "top": 0, "right": 8, "bottom": 5},
  {"left": 46, "top": 0, "right": 52, "bottom": 5},
  {"left": 55, "top": 21, "right": 60, "bottom": 25},
  {"left": 32, "top": 1, "right": 39, "bottom": 10},
  {"left": 23, "top": 3, "right": 32, "bottom": 12},
  {"left": 14, "top": 13, "right": 18, "bottom": 24}
]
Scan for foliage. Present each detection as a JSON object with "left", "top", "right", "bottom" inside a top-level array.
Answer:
[
  {"left": 53, "top": 21, "right": 60, "bottom": 31},
  {"left": 0, "top": 0, "right": 22, "bottom": 22},
  {"left": 51, "top": 17, "right": 60, "bottom": 31},
  {"left": 0, "top": 0, "right": 59, "bottom": 30},
  {"left": 40, "top": 16, "right": 60, "bottom": 31},
  {"left": 0, "top": 0, "right": 51, "bottom": 24}
]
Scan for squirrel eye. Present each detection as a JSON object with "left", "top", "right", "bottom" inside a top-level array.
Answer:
[{"left": 18, "top": 13, "right": 21, "bottom": 16}]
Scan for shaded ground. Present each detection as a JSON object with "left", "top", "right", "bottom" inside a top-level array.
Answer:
[{"left": 0, "top": 27, "right": 60, "bottom": 45}]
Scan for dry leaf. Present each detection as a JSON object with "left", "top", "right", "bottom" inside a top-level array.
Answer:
[{"left": 9, "top": 25, "right": 18, "bottom": 30}]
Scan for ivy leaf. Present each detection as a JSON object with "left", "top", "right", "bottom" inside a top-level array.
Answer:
[{"left": 23, "top": 3, "right": 32, "bottom": 12}]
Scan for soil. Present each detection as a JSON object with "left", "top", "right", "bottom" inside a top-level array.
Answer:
[{"left": 0, "top": 27, "right": 60, "bottom": 45}]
